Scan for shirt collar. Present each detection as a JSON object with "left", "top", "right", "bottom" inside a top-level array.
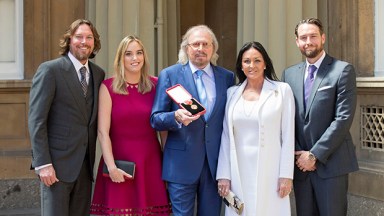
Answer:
[
  {"left": 189, "top": 62, "right": 214, "bottom": 78},
  {"left": 306, "top": 51, "right": 326, "bottom": 70},
  {"left": 68, "top": 51, "right": 89, "bottom": 73}
]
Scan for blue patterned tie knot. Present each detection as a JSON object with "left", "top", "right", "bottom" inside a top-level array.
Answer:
[{"left": 196, "top": 70, "right": 204, "bottom": 79}]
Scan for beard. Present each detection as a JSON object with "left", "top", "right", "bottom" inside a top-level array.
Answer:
[
  {"left": 300, "top": 45, "right": 323, "bottom": 59},
  {"left": 74, "top": 52, "right": 91, "bottom": 62},
  {"left": 70, "top": 45, "right": 93, "bottom": 63}
]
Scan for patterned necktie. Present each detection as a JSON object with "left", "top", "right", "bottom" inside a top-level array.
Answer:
[
  {"left": 304, "top": 65, "right": 317, "bottom": 109},
  {"left": 195, "top": 70, "right": 208, "bottom": 118},
  {"left": 79, "top": 66, "right": 88, "bottom": 97}
]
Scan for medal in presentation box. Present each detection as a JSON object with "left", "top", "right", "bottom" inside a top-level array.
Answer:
[{"left": 166, "top": 84, "right": 206, "bottom": 116}]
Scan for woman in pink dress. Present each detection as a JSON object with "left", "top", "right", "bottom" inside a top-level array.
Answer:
[{"left": 90, "top": 35, "right": 171, "bottom": 215}]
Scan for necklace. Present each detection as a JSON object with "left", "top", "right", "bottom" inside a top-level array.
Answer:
[
  {"left": 242, "top": 96, "right": 258, "bottom": 117},
  {"left": 126, "top": 82, "right": 138, "bottom": 88}
]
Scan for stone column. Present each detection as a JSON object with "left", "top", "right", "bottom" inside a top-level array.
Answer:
[{"left": 237, "top": 0, "right": 321, "bottom": 76}]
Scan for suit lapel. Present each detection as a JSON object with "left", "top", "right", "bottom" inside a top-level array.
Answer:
[
  {"left": 60, "top": 56, "right": 89, "bottom": 122},
  {"left": 258, "top": 79, "right": 276, "bottom": 110},
  {"left": 227, "top": 81, "right": 246, "bottom": 129},
  {"left": 180, "top": 65, "right": 198, "bottom": 99},
  {"left": 180, "top": 64, "right": 229, "bottom": 122},
  {"left": 305, "top": 55, "right": 333, "bottom": 117},
  {"left": 179, "top": 65, "right": 208, "bottom": 122},
  {"left": 293, "top": 63, "right": 307, "bottom": 118},
  {"left": 209, "top": 66, "right": 227, "bottom": 120},
  {"left": 227, "top": 79, "right": 276, "bottom": 122},
  {"left": 88, "top": 62, "right": 99, "bottom": 125}
]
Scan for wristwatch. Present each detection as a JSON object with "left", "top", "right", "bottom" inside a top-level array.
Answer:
[{"left": 308, "top": 152, "right": 317, "bottom": 161}]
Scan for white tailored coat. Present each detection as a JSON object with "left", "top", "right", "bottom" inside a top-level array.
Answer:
[{"left": 216, "top": 79, "right": 295, "bottom": 216}]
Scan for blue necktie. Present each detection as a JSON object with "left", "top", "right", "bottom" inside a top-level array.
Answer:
[
  {"left": 195, "top": 70, "right": 208, "bottom": 118},
  {"left": 304, "top": 65, "right": 317, "bottom": 109}
]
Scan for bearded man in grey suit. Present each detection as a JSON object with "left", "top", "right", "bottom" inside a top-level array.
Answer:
[
  {"left": 28, "top": 19, "right": 105, "bottom": 216},
  {"left": 281, "top": 18, "right": 358, "bottom": 216}
]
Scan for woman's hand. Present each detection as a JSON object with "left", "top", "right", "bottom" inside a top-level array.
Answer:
[
  {"left": 278, "top": 178, "right": 293, "bottom": 198},
  {"left": 218, "top": 179, "right": 231, "bottom": 197},
  {"left": 109, "top": 167, "right": 132, "bottom": 183}
]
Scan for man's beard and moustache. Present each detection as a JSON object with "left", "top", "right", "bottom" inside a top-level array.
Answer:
[
  {"left": 71, "top": 45, "right": 93, "bottom": 62},
  {"left": 301, "top": 44, "right": 323, "bottom": 59},
  {"left": 75, "top": 50, "right": 93, "bottom": 62}
]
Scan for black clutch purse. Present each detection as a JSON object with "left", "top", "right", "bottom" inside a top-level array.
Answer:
[{"left": 102, "top": 160, "right": 136, "bottom": 179}]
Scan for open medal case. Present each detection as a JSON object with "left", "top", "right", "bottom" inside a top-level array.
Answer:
[{"left": 166, "top": 84, "right": 206, "bottom": 116}]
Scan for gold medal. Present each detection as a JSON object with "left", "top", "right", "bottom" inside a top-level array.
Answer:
[
  {"left": 191, "top": 104, "right": 198, "bottom": 110},
  {"left": 184, "top": 100, "right": 193, "bottom": 105}
]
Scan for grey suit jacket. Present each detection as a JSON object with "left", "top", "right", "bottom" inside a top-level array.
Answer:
[
  {"left": 29, "top": 55, "right": 105, "bottom": 182},
  {"left": 281, "top": 54, "right": 358, "bottom": 180}
]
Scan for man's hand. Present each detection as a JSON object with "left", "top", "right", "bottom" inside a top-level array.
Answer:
[
  {"left": 38, "top": 165, "right": 59, "bottom": 187},
  {"left": 175, "top": 109, "right": 200, "bottom": 126},
  {"left": 295, "top": 151, "right": 316, "bottom": 172}
]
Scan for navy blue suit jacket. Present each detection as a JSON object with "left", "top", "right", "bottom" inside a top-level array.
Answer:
[{"left": 151, "top": 63, "right": 234, "bottom": 184}]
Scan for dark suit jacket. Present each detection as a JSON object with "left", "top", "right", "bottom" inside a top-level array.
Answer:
[
  {"left": 281, "top": 54, "right": 358, "bottom": 180},
  {"left": 151, "top": 63, "right": 234, "bottom": 184},
  {"left": 29, "top": 55, "right": 105, "bottom": 182}
]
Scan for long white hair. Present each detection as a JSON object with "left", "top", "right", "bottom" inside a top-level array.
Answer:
[{"left": 177, "top": 25, "right": 219, "bottom": 65}]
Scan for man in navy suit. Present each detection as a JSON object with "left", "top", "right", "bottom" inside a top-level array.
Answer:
[
  {"left": 281, "top": 18, "right": 358, "bottom": 216},
  {"left": 29, "top": 19, "right": 105, "bottom": 215},
  {"left": 151, "top": 25, "right": 234, "bottom": 216}
]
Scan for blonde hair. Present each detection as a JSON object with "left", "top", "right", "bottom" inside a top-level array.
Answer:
[
  {"left": 112, "top": 35, "right": 154, "bottom": 95},
  {"left": 177, "top": 25, "right": 219, "bottom": 65}
]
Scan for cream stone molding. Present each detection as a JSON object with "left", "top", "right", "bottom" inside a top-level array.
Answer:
[{"left": 357, "top": 77, "right": 384, "bottom": 88}]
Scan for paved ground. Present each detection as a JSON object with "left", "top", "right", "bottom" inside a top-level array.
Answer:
[
  {"left": 0, "top": 208, "right": 40, "bottom": 216},
  {"left": 1, "top": 194, "right": 383, "bottom": 215}
]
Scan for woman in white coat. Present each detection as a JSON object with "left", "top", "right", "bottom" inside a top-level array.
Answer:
[{"left": 216, "top": 41, "right": 295, "bottom": 216}]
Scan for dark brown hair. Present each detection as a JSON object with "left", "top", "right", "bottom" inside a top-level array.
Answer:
[
  {"left": 59, "top": 19, "right": 101, "bottom": 59},
  {"left": 294, "top": 18, "right": 324, "bottom": 37}
]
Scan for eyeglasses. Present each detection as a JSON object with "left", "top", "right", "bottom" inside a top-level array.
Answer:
[{"left": 187, "top": 42, "right": 212, "bottom": 49}]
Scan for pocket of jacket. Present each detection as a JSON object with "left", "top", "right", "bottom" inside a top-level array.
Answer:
[
  {"left": 48, "top": 125, "right": 70, "bottom": 150},
  {"left": 317, "top": 86, "right": 332, "bottom": 91},
  {"left": 165, "top": 139, "right": 186, "bottom": 150},
  {"left": 48, "top": 124, "right": 70, "bottom": 138}
]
